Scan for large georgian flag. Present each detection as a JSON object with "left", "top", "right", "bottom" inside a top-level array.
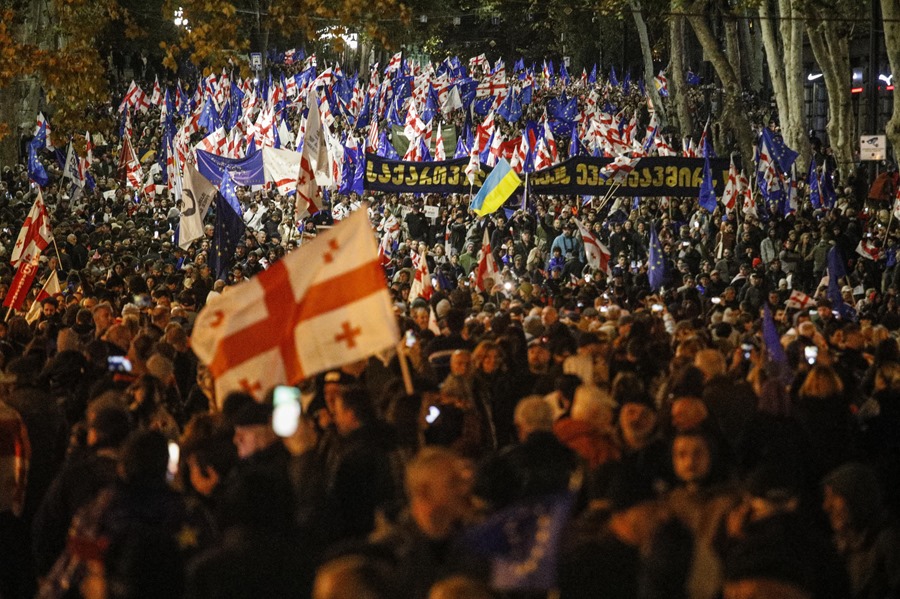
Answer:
[{"left": 192, "top": 208, "right": 399, "bottom": 400}]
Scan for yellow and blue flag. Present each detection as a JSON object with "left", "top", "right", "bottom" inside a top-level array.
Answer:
[{"left": 470, "top": 158, "right": 522, "bottom": 217}]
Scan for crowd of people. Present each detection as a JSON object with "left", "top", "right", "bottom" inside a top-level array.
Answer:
[{"left": 1, "top": 60, "right": 900, "bottom": 599}]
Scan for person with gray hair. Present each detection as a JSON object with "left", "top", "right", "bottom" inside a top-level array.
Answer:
[{"left": 474, "top": 395, "right": 579, "bottom": 511}]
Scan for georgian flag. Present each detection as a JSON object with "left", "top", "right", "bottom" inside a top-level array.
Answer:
[
  {"left": 192, "top": 209, "right": 399, "bottom": 400},
  {"left": 575, "top": 218, "right": 611, "bottom": 274}
]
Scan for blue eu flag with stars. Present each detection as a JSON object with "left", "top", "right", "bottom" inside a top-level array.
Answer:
[
  {"left": 462, "top": 493, "right": 574, "bottom": 592},
  {"left": 209, "top": 170, "right": 246, "bottom": 281},
  {"left": 648, "top": 225, "right": 665, "bottom": 291}
]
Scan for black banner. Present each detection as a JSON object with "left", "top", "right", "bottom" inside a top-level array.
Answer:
[
  {"left": 365, "top": 155, "right": 488, "bottom": 194},
  {"left": 528, "top": 156, "right": 733, "bottom": 197},
  {"left": 365, "top": 154, "right": 735, "bottom": 197}
]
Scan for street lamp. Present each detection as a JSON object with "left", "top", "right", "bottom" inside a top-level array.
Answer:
[{"left": 173, "top": 7, "right": 190, "bottom": 30}]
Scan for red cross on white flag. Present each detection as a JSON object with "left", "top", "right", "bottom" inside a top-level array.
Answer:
[
  {"left": 10, "top": 189, "right": 53, "bottom": 268},
  {"left": 191, "top": 208, "right": 399, "bottom": 400}
]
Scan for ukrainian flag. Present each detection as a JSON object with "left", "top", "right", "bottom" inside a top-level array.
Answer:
[{"left": 470, "top": 158, "right": 522, "bottom": 217}]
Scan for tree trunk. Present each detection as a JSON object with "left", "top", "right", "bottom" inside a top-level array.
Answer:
[
  {"left": 668, "top": 10, "right": 692, "bottom": 139},
  {"left": 739, "top": 14, "right": 763, "bottom": 94},
  {"left": 759, "top": 0, "right": 788, "bottom": 123},
  {"left": 0, "top": 0, "right": 48, "bottom": 165},
  {"left": 883, "top": 0, "right": 900, "bottom": 163},
  {"left": 724, "top": 17, "right": 741, "bottom": 85},
  {"left": 780, "top": 0, "right": 809, "bottom": 167},
  {"left": 631, "top": 0, "right": 667, "bottom": 128},
  {"left": 807, "top": 17, "right": 855, "bottom": 181},
  {"left": 684, "top": 3, "right": 755, "bottom": 161}
]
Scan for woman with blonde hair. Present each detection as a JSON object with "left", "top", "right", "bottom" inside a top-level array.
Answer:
[{"left": 796, "top": 365, "right": 853, "bottom": 480}]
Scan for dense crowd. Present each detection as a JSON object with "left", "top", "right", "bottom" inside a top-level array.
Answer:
[{"left": 1, "top": 62, "right": 900, "bottom": 599}]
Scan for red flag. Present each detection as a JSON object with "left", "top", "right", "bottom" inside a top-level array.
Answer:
[
  {"left": 10, "top": 189, "right": 53, "bottom": 268},
  {"left": 474, "top": 228, "right": 500, "bottom": 291},
  {"left": 3, "top": 258, "right": 40, "bottom": 311}
]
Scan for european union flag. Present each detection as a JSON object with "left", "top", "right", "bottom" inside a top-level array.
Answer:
[
  {"left": 210, "top": 170, "right": 246, "bottom": 281},
  {"left": 569, "top": 125, "right": 583, "bottom": 158},
  {"left": 421, "top": 90, "right": 437, "bottom": 124},
  {"left": 28, "top": 142, "right": 49, "bottom": 187},
  {"left": 455, "top": 122, "right": 473, "bottom": 158},
  {"left": 520, "top": 81, "right": 533, "bottom": 106},
  {"left": 513, "top": 58, "right": 525, "bottom": 73},
  {"left": 821, "top": 163, "right": 837, "bottom": 209},
  {"left": 808, "top": 156, "right": 821, "bottom": 209},
  {"left": 559, "top": 62, "right": 570, "bottom": 84},
  {"left": 497, "top": 91, "right": 522, "bottom": 122},
  {"left": 610, "top": 66, "right": 619, "bottom": 87},
  {"left": 760, "top": 127, "right": 798, "bottom": 174},
  {"left": 623, "top": 70, "right": 631, "bottom": 94},
  {"left": 648, "top": 225, "right": 665, "bottom": 291},
  {"left": 377, "top": 130, "right": 400, "bottom": 160},
  {"left": 198, "top": 96, "right": 220, "bottom": 132},
  {"left": 686, "top": 71, "right": 701, "bottom": 86},
  {"left": 762, "top": 304, "right": 791, "bottom": 383},
  {"left": 588, "top": 64, "right": 597, "bottom": 84},
  {"left": 698, "top": 155, "right": 716, "bottom": 212},
  {"left": 473, "top": 97, "right": 493, "bottom": 117},
  {"left": 33, "top": 120, "right": 48, "bottom": 149},
  {"left": 827, "top": 246, "right": 856, "bottom": 320},
  {"left": 462, "top": 493, "right": 574, "bottom": 592},
  {"left": 547, "top": 94, "right": 577, "bottom": 122}
]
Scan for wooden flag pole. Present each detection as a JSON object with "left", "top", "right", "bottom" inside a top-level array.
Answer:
[{"left": 396, "top": 342, "right": 415, "bottom": 396}]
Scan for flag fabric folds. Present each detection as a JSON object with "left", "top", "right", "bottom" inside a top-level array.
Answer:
[
  {"left": 462, "top": 493, "right": 574, "bottom": 592},
  {"left": 575, "top": 218, "right": 610, "bottom": 274},
  {"left": 178, "top": 163, "right": 218, "bottom": 250},
  {"left": 11, "top": 189, "right": 53, "bottom": 268},
  {"left": 474, "top": 228, "right": 500, "bottom": 291},
  {"left": 209, "top": 170, "right": 246, "bottom": 281},
  {"left": 470, "top": 158, "right": 522, "bottom": 217},
  {"left": 192, "top": 209, "right": 399, "bottom": 400},
  {"left": 648, "top": 225, "right": 665, "bottom": 292}
]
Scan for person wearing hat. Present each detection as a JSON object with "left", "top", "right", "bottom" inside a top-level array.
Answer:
[
  {"left": 229, "top": 398, "right": 290, "bottom": 481},
  {"left": 550, "top": 222, "right": 584, "bottom": 265}
]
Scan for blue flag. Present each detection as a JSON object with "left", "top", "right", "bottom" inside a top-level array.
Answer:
[
  {"left": 588, "top": 64, "right": 597, "bottom": 84},
  {"left": 610, "top": 66, "right": 619, "bottom": 87},
  {"left": 762, "top": 304, "right": 791, "bottom": 383},
  {"left": 210, "top": 170, "right": 246, "bottom": 280},
  {"left": 827, "top": 246, "right": 856, "bottom": 320},
  {"left": 760, "top": 127, "right": 799, "bottom": 174},
  {"left": 648, "top": 225, "right": 665, "bottom": 291},
  {"left": 377, "top": 130, "right": 400, "bottom": 160},
  {"left": 569, "top": 124, "right": 583, "bottom": 158},
  {"left": 698, "top": 154, "right": 717, "bottom": 212},
  {"left": 686, "top": 71, "right": 701, "bottom": 86},
  {"left": 808, "top": 155, "right": 821, "bottom": 209},
  {"left": 198, "top": 96, "right": 220, "bottom": 131},
  {"left": 462, "top": 493, "right": 574, "bottom": 592},
  {"left": 497, "top": 90, "right": 522, "bottom": 122},
  {"left": 559, "top": 62, "right": 570, "bottom": 84},
  {"left": 32, "top": 120, "right": 48, "bottom": 149},
  {"left": 821, "top": 162, "right": 837, "bottom": 209},
  {"left": 28, "top": 142, "right": 49, "bottom": 187},
  {"left": 513, "top": 58, "right": 525, "bottom": 73},
  {"left": 455, "top": 122, "right": 472, "bottom": 158}
]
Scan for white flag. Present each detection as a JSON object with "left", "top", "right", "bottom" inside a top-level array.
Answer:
[
  {"left": 192, "top": 208, "right": 399, "bottom": 400},
  {"left": 178, "top": 163, "right": 217, "bottom": 250}
]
